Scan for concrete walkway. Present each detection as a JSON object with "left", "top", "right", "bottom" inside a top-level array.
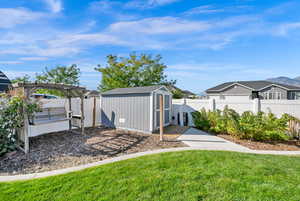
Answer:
[
  {"left": 178, "top": 128, "right": 251, "bottom": 152},
  {"left": 1, "top": 128, "right": 300, "bottom": 182}
]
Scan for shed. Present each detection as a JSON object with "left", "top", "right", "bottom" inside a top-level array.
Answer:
[{"left": 100, "top": 85, "right": 172, "bottom": 133}]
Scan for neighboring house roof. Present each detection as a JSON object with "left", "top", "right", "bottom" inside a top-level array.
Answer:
[
  {"left": 101, "top": 85, "right": 169, "bottom": 95},
  {"left": 165, "top": 85, "right": 196, "bottom": 96},
  {"left": 0, "top": 71, "right": 11, "bottom": 92},
  {"left": 206, "top": 80, "right": 300, "bottom": 93}
]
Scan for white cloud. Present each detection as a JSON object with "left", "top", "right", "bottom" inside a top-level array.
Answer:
[
  {"left": 89, "top": 0, "right": 121, "bottom": 13},
  {"left": 0, "top": 8, "right": 44, "bottom": 28},
  {"left": 89, "top": 0, "right": 138, "bottom": 20},
  {"left": 0, "top": 61, "right": 23, "bottom": 64},
  {"left": 125, "top": 0, "right": 180, "bottom": 9},
  {"left": 108, "top": 17, "right": 211, "bottom": 34},
  {"left": 20, "top": 57, "right": 49, "bottom": 61},
  {"left": 43, "top": 0, "right": 63, "bottom": 13},
  {"left": 47, "top": 33, "right": 129, "bottom": 47},
  {"left": 183, "top": 5, "right": 224, "bottom": 15},
  {"left": 276, "top": 22, "right": 300, "bottom": 36}
]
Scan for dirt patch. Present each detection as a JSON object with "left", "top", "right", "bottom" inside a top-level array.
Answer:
[
  {"left": 219, "top": 134, "right": 300, "bottom": 151},
  {"left": 0, "top": 127, "right": 186, "bottom": 176}
]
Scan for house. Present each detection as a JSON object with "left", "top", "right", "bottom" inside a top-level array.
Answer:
[
  {"left": 0, "top": 71, "right": 11, "bottom": 93},
  {"left": 100, "top": 85, "right": 172, "bottom": 134},
  {"left": 206, "top": 80, "right": 300, "bottom": 101}
]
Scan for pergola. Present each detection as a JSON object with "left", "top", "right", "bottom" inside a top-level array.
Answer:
[{"left": 10, "top": 82, "right": 87, "bottom": 153}]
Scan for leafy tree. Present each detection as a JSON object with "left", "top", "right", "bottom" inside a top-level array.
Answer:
[
  {"left": 95, "top": 53, "right": 176, "bottom": 92},
  {"left": 36, "top": 65, "right": 81, "bottom": 97},
  {"left": 172, "top": 89, "right": 184, "bottom": 99},
  {"left": 11, "top": 74, "right": 31, "bottom": 84}
]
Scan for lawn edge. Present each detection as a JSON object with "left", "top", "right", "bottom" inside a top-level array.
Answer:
[{"left": 1, "top": 147, "right": 300, "bottom": 182}]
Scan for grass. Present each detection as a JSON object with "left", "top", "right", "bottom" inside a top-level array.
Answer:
[{"left": 1, "top": 150, "right": 300, "bottom": 201}]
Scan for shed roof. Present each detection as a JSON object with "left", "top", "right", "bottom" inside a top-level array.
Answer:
[
  {"left": 206, "top": 80, "right": 300, "bottom": 93},
  {"left": 101, "top": 85, "right": 168, "bottom": 95},
  {"left": 0, "top": 71, "right": 11, "bottom": 92}
]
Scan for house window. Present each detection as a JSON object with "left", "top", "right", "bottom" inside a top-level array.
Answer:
[
  {"left": 262, "top": 92, "right": 282, "bottom": 100},
  {"left": 289, "top": 92, "right": 300, "bottom": 100}
]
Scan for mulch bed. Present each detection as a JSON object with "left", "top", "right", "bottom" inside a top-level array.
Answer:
[
  {"left": 219, "top": 134, "right": 300, "bottom": 151},
  {"left": 0, "top": 127, "right": 186, "bottom": 176}
]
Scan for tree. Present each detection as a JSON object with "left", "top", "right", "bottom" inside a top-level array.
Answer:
[
  {"left": 172, "top": 89, "right": 184, "bottom": 99},
  {"left": 35, "top": 65, "right": 81, "bottom": 97},
  {"left": 36, "top": 65, "right": 80, "bottom": 85},
  {"left": 11, "top": 75, "right": 31, "bottom": 84},
  {"left": 95, "top": 53, "right": 176, "bottom": 92}
]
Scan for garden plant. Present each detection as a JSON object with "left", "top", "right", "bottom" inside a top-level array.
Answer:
[
  {"left": 192, "top": 106, "right": 298, "bottom": 141},
  {"left": 0, "top": 94, "right": 40, "bottom": 156}
]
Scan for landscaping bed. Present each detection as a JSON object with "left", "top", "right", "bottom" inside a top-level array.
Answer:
[
  {"left": 219, "top": 134, "right": 300, "bottom": 151},
  {"left": 0, "top": 127, "right": 185, "bottom": 176}
]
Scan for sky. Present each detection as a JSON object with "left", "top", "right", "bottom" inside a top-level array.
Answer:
[{"left": 1, "top": 0, "right": 300, "bottom": 93}]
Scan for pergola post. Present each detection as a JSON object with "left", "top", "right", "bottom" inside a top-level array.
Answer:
[
  {"left": 93, "top": 97, "right": 96, "bottom": 128},
  {"left": 68, "top": 95, "right": 72, "bottom": 131},
  {"left": 80, "top": 95, "right": 85, "bottom": 135},
  {"left": 23, "top": 88, "right": 30, "bottom": 154}
]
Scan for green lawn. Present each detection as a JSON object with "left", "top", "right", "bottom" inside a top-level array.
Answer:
[{"left": 1, "top": 151, "right": 300, "bottom": 201}]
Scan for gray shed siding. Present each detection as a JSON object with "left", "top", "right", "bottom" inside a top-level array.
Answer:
[{"left": 101, "top": 94, "right": 151, "bottom": 133}]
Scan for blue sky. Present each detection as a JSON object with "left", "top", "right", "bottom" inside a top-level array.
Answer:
[{"left": 1, "top": 0, "right": 300, "bottom": 93}]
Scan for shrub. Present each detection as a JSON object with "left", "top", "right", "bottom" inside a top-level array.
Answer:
[
  {"left": 262, "top": 130, "right": 289, "bottom": 141},
  {"left": 0, "top": 95, "right": 40, "bottom": 156},
  {"left": 191, "top": 108, "right": 211, "bottom": 131},
  {"left": 191, "top": 107, "right": 294, "bottom": 142}
]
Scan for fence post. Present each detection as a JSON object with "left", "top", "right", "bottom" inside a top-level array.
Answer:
[
  {"left": 209, "top": 98, "right": 216, "bottom": 111},
  {"left": 179, "top": 99, "right": 185, "bottom": 126},
  {"left": 253, "top": 98, "right": 261, "bottom": 114}
]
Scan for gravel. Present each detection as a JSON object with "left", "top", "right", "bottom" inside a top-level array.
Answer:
[{"left": 0, "top": 127, "right": 186, "bottom": 176}]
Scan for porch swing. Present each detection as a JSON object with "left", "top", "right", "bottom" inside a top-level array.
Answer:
[{"left": 10, "top": 82, "right": 87, "bottom": 153}]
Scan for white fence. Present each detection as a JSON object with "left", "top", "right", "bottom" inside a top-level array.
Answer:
[
  {"left": 29, "top": 97, "right": 101, "bottom": 137},
  {"left": 172, "top": 99, "right": 300, "bottom": 126}
]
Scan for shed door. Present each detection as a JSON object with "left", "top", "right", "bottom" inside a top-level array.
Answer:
[{"left": 155, "top": 93, "right": 171, "bottom": 128}]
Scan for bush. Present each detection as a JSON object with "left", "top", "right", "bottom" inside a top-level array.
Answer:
[
  {"left": 0, "top": 95, "right": 40, "bottom": 156},
  {"left": 192, "top": 107, "right": 295, "bottom": 142},
  {"left": 191, "top": 108, "right": 211, "bottom": 131}
]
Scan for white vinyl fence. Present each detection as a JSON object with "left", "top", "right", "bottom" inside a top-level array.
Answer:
[
  {"left": 172, "top": 99, "right": 300, "bottom": 127},
  {"left": 29, "top": 97, "right": 101, "bottom": 137}
]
